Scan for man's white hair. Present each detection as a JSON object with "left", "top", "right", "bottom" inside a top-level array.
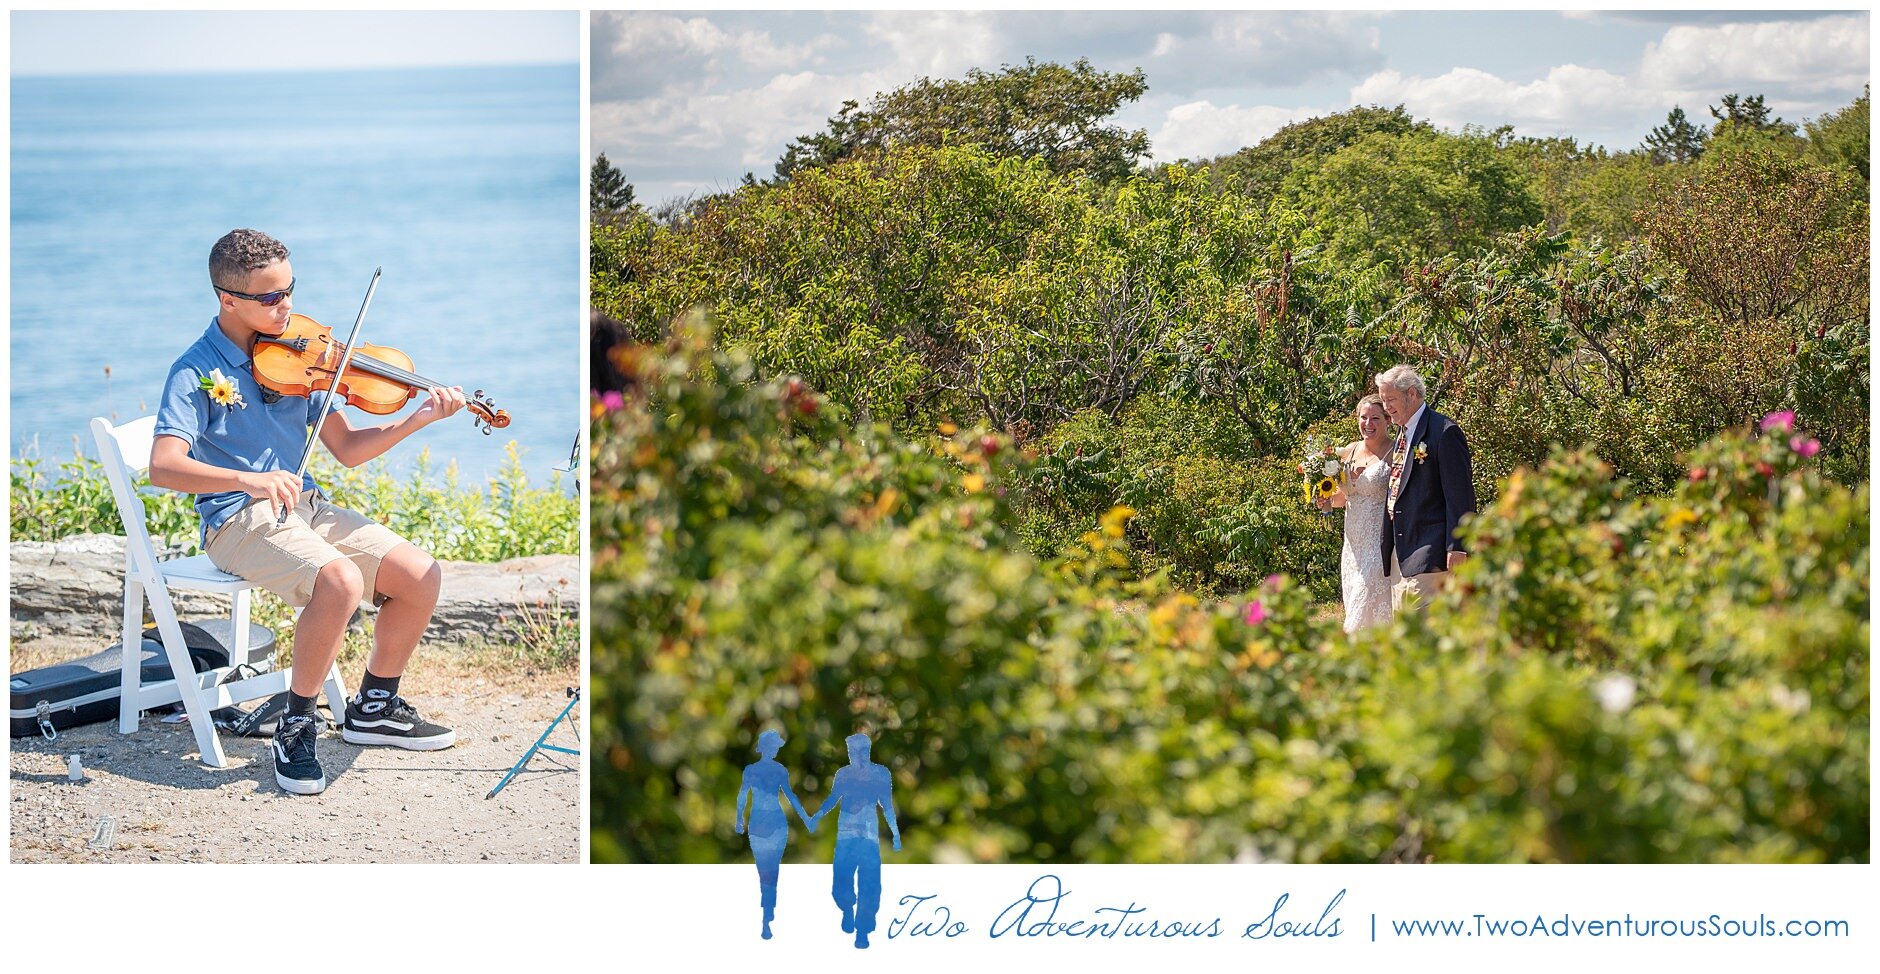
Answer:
[{"left": 1375, "top": 364, "right": 1427, "bottom": 399}]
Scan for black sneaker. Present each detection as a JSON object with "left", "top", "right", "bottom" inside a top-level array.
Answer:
[
  {"left": 342, "top": 695, "right": 456, "bottom": 751},
  {"left": 273, "top": 714, "right": 326, "bottom": 795}
]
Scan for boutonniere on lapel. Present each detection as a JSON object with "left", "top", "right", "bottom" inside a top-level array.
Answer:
[
  {"left": 199, "top": 368, "right": 247, "bottom": 409},
  {"left": 1413, "top": 443, "right": 1428, "bottom": 465}
]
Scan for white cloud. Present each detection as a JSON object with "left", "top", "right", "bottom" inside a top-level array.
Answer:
[
  {"left": 596, "top": 70, "right": 847, "bottom": 163},
  {"left": 1563, "top": 10, "right": 1850, "bottom": 28},
  {"left": 859, "top": 10, "right": 1003, "bottom": 79},
  {"left": 1151, "top": 101, "right": 1317, "bottom": 161},
  {"left": 1639, "top": 15, "right": 1869, "bottom": 93},
  {"left": 607, "top": 11, "right": 825, "bottom": 71},
  {"left": 1345, "top": 13, "right": 1868, "bottom": 149},
  {"left": 1145, "top": 11, "right": 1383, "bottom": 90},
  {"left": 591, "top": 11, "right": 835, "bottom": 96},
  {"left": 593, "top": 59, "right": 939, "bottom": 200},
  {"left": 1350, "top": 64, "right": 1647, "bottom": 134}
]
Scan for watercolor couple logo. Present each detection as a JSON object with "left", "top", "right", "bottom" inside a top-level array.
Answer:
[{"left": 734, "top": 731, "right": 903, "bottom": 947}]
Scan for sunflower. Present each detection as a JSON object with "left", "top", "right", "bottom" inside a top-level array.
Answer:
[
  {"left": 198, "top": 368, "right": 246, "bottom": 409},
  {"left": 1314, "top": 476, "right": 1339, "bottom": 498}
]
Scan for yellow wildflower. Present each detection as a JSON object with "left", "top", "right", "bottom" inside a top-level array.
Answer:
[{"left": 1100, "top": 505, "right": 1136, "bottom": 538}]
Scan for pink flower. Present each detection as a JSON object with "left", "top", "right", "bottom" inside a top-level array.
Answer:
[
  {"left": 1760, "top": 410, "right": 1796, "bottom": 433},
  {"left": 1791, "top": 435, "right": 1821, "bottom": 458},
  {"left": 1243, "top": 601, "right": 1267, "bottom": 626},
  {"left": 1264, "top": 574, "right": 1284, "bottom": 589},
  {"left": 601, "top": 390, "right": 625, "bottom": 412}
]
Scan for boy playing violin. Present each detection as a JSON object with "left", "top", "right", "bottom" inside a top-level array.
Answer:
[{"left": 149, "top": 228, "right": 465, "bottom": 795}]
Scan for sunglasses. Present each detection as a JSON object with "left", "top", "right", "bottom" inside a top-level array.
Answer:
[{"left": 215, "top": 277, "right": 296, "bottom": 307}]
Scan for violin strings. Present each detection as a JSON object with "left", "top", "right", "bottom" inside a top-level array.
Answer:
[
  {"left": 345, "top": 353, "right": 498, "bottom": 416},
  {"left": 348, "top": 351, "right": 439, "bottom": 391},
  {"left": 259, "top": 335, "right": 490, "bottom": 412}
]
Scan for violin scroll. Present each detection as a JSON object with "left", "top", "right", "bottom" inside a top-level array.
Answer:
[{"left": 468, "top": 390, "right": 510, "bottom": 435}]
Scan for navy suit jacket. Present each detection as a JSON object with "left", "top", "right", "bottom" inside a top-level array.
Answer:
[{"left": 1381, "top": 407, "right": 1477, "bottom": 578}]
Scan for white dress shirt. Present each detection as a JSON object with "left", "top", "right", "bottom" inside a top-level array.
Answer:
[{"left": 1399, "top": 402, "right": 1428, "bottom": 457}]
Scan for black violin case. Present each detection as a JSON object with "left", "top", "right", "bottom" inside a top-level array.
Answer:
[{"left": 10, "top": 619, "right": 274, "bottom": 738}]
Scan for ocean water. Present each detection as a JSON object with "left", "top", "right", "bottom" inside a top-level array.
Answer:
[{"left": 9, "top": 64, "right": 582, "bottom": 487}]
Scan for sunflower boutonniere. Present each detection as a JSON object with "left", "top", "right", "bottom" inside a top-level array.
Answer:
[
  {"left": 1413, "top": 442, "right": 1428, "bottom": 465},
  {"left": 199, "top": 368, "right": 247, "bottom": 409}
]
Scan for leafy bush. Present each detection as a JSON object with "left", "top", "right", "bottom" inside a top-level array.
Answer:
[
  {"left": 1014, "top": 398, "right": 1339, "bottom": 598},
  {"left": 11, "top": 448, "right": 197, "bottom": 550},
  {"left": 10, "top": 440, "right": 577, "bottom": 561},
  {"left": 590, "top": 328, "right": 1867, "bottom": 863}
]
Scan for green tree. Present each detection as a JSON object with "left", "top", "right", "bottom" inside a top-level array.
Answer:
[
  {"left": 1553, "top": 151, "right": 1657, "bottom": 243},
  {"left": 1499, "top": 134, "right": 1649, "bottom": 240},
  {"left": 1643, "top": 106, "right": 1706, "bottom": 164},
  {"left": 774, "top": 58, "right": 1151, "bottom": 183},
  {"left": 1284, "top": 128, "right": 1544, "bottom": 269},
  {"left": 1640, "top": 151, "right": 1869, "bottom": 479},
  {"left": 1642, "top": 152, "right": 1866, "bottom": 329},
  {"left": 1208, "top": 105, "right": 1428, "bottom": 201},
  {"left": 1708, "top": 93, "right": 1794, "bottom": 134},
  {"left": 1805, "top": 87, "right": 1869, "bottom": 181},
  {"left": 590, "top": 153, "right": 635, "bottom": 218}
]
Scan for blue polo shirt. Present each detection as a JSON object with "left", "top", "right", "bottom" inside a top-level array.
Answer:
[{"left": 155, "top": 318, "right": 331, "bottom": 544}]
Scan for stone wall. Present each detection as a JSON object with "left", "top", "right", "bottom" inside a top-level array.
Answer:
[{"left": 8, "top": 534, "right": 576, "bottom": 648}]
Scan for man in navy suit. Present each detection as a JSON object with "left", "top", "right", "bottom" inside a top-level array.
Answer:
[{"left": 1375, "top": 365, "right": 1477, "bottom": 610}]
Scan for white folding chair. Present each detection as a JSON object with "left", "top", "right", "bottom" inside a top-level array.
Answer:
[{"left": 90, "top": 415, "right": 348, "bottom": 769}]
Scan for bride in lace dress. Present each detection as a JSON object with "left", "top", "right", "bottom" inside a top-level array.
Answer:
[{"left": 1318, "top": 394, "right": 1394, "bottom": 633}]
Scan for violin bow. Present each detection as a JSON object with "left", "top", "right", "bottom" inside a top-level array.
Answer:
[{"left": 280, "top": 267, "right": 383, "bottom": 525}]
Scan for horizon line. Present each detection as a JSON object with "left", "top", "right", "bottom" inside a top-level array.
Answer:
[{"left": 11, "top": 60, "right": 578, "bottom": 81}]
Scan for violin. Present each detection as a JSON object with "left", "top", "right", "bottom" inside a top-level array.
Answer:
[{"left": 251, "top": 313, "right": 510, "bottom": 434}]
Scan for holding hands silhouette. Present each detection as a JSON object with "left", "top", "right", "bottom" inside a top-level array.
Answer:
[
  {"left": 813, "top": 733, "right": 901, "bottom": 948},
  {"left": 734, "top": 730, "right": 814, "bottom": 939}
]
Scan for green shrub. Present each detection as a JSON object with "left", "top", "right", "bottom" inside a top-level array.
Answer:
[
  {"left": 1013, "top": 397, "right": 1338, "bottom": 598},
  {"left": 9, "top": 440, "right": 577, "bottom": 561},
  {"left": 10, "top": 448, "right": 198, "bottom": 550},
  {"left": 590, "top": 327, "right": 1867, "bottom": 864}
]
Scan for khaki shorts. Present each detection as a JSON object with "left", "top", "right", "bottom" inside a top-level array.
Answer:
[{"left": 205, "top": 491, "right": 408, "bottom": 609}]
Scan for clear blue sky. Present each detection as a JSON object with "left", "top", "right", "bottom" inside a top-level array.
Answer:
[
  {"left": 10, "top": 11, "right": 577, "bottom": 76},
  {"left": 592, "top": 10, "right": 1870, "bottom": 205}
]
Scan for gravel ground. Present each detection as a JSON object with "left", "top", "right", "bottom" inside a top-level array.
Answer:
[{"left": 9, "top": 642, "right": 581, "bottom": 864}]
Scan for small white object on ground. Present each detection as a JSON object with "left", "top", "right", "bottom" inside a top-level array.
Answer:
[
  {"left": 89, "top": 815, "right": 117, "bottom": 850},
  {"left": 66, "top": 755, "right": 83, "bottom": 781}
]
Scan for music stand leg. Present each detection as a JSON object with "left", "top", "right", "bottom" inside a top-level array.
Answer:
[{"left": 487, "top": 688, "right": 581, "bottom": 800}]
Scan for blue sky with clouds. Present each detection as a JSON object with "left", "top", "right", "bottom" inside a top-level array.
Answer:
[{"left": 591, "top": 10, "right": 1870, "bottom": 205}]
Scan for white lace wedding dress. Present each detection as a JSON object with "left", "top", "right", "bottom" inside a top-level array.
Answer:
[{"left": 1340, "top": 458, "right": 1393, "bottom": 633}]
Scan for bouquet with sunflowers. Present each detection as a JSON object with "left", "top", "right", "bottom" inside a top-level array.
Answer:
[{"left": 1298, "top": 435, "right": 1344, "bottom": 512}]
